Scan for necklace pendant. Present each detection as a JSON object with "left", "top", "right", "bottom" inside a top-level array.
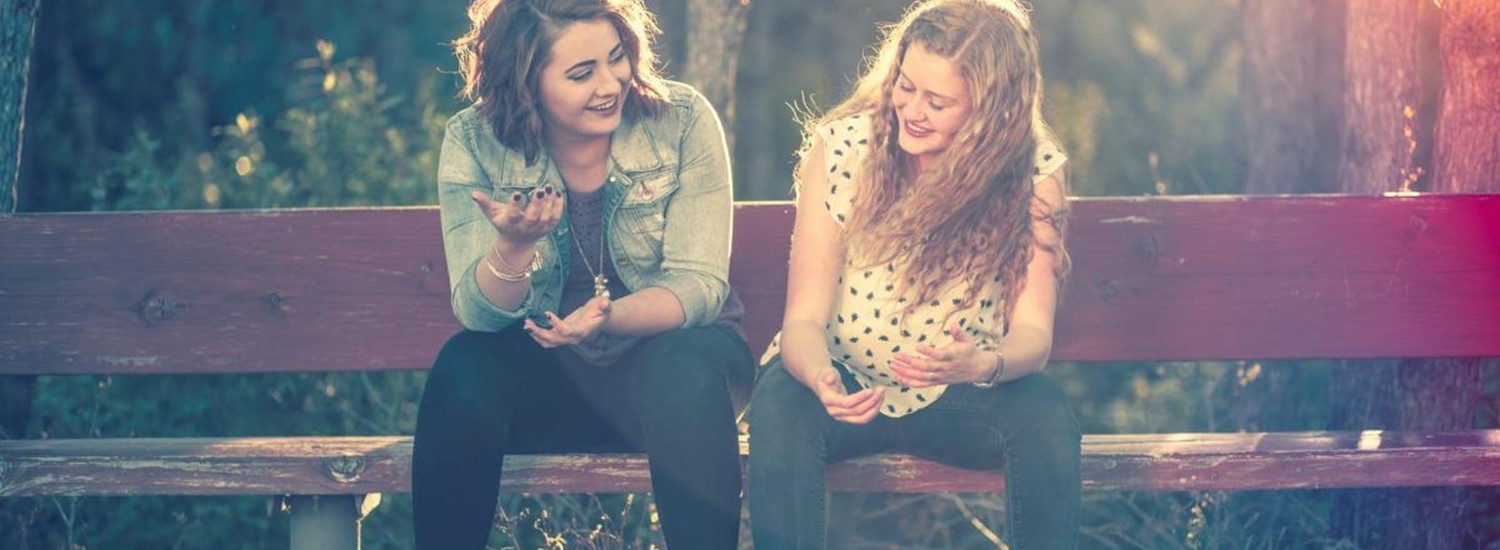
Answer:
[{"left": 593, "top": 274, "right": 610, "bottom": 299}]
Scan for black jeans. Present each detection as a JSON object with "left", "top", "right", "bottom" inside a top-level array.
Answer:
[
  {"left": 747, "top": 357, "right": 1082, "bottom": 549},
  {"left": 412, "top": 325, "right": 751, "bottom": 549}
]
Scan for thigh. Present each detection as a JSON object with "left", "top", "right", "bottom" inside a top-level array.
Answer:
[
  {"left": 612, "top": 326, "right": 753, "bottom": 436},
  {"left": 889, "top": 373, "right": 1078, "bottom": 470},
  {"left": 457, "top": 328, "right": 632, "bottom": 454},
  {"left": 748, "top": 356, "right": 900, "bottom": 463}
]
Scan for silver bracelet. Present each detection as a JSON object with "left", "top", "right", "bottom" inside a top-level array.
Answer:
[{"left": 971, "top": 341, "right": 1006, "bottom": 388}]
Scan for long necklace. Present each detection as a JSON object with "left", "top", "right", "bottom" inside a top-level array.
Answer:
[
  {"left": 564, "top": 175, "right": 610, "bottom": 299},
  {"left": 571, "top": 223, "right": 609, "bottom": 299}
]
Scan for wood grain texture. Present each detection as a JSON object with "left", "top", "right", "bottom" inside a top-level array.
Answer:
[
  {"left": 3, "top": 195, "right": 1499, "bottom": 375},
  {"left": 4, "top": 430, "right": 1499, "bottom": 496}
]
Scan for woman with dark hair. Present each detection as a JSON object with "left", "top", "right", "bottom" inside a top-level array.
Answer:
[
  {"left": 746, "top": 0, "right": 1081, "bottom": 548},
  {"left": 412, "top": 1, "right": 749, "bottom": 548}
]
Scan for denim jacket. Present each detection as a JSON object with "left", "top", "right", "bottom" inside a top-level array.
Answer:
[{"left": 437, "top": 81, "right": 734, "bottom": 332}]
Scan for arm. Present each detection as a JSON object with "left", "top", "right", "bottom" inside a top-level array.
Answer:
[
  {"left": 989, "top": 168, "right": 1070, "bottom": 382},
  {"left": 631, "top": 89, "right": 734, "bottom": 329},
  {"left": 780, "top": 136, "right": 885, "bottom": 422},
  {"left": 890, "top": 169, "right": 1069, "bottom": 386},
  {"left": 437, "top": 118, "right": 531, "bottom": 331},
  {"left": 439, "top": 116, "right": 565, "bottom": 332}
]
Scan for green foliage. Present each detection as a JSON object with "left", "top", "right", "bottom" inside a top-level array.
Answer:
[{"left": 87, "top": 42, "right": 444, "bottom": 211}]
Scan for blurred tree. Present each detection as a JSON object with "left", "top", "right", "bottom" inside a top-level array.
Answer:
[
  {"left": 0, "top": 0, "right": 39, "bottom": 446},
  {"left": 1242, "top": 0, "right": 1343, "bottom": 195},
  {"left": 1431, "top": 0, "right": 1500, "bottom": 194},
  {"left": 1331, "top": 1, "right": 1479, "bottom": 548},
  {"left": 680, "top": 0, "right": 749, "bottom": 150},
  {"left": 0, "top": 0, "right": 37, "bottom": 212}
]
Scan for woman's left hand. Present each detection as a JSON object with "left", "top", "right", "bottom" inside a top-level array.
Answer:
[
  {"left": 890, "top": 324, "right": 994, "bottom": 388},
  {"left": 524, "top": 295, "right": 612, "bottom": 348}
]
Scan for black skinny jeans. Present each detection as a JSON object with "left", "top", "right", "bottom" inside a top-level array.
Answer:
[{"left": 412, "top": 325, "right": 751, "bottom": 549}]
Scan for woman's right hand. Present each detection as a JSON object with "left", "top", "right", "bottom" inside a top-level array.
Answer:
[
  {"left": 812, "top": 367, "right": 885, "bottom": 424},
  {"left": 470, "top": 185, "right": 564, "bottom": 247}
]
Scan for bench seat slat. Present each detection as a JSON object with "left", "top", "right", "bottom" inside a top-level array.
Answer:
[{"left": 4, "top": 430, "right": 1498, "bottom": 496}]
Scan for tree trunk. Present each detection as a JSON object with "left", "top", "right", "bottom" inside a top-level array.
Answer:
[
  {"left": 1, "top": 0, "right": 39, "bottom": 214},
  {"left": 1242, "top": 0, "right": 1343, "bottom": 195},
  {"left": 680, "top": 0, "right": 750, "bottom": 152},
  {"left": 1431, "top": 0, "right": 1500, "bottom": 193},
  {"left": 0, "top": 0, "right": 40, "bottom": 441},
  {"left": 1332, "top": 1, "right": 1478, "bottom": 548}
]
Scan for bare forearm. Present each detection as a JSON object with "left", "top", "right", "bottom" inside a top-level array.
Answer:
[
  {"left": 474, "top": 239, "right": 537, "bottom": 310},
  {"left": 779, "top": 319, "right": 835, "bottom": 389},
  {"left": 990, "top": 325, "right": 1053, "bottom": 383},
  {"left": 600, "top": 287, "right": 686, "bottom": 336}
]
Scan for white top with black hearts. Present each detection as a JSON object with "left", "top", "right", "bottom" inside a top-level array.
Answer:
[{"left": 761, "top": 113, "right": 1068, "bottom": 417}]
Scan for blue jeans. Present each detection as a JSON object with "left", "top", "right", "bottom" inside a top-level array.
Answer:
[
  {"left": 412, "top": 326, "right": 751, "bottom": 549},
  {"left": 747, "top": 357, "right": 1081, "bottom": 549}
]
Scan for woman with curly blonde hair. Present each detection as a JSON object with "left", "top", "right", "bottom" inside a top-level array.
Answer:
[{"left": 747, "top": 0, "right": 1079, "bottom": 547}]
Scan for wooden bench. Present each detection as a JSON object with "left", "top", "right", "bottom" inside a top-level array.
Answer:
[{"left": 4, "top": 195, "right": 1500, "bottom": 548}]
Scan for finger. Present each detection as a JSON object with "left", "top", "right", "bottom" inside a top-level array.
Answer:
[
  {"left": 547, "top": 188, "right": 566, "bottom": 221},
  {"left": 540, "top": 192, "right": 564, "bottom": 230},
  {"left": 842, "top": 390, "right": 886, "bottom": 424},
  {"left": 543, "top": 311, "right": 574, "bottom": 338},
  {"left": 894, "top": 353, "right": 940, "bottom": 373},
  {"left": 817, "top": 369, "right": 844, "bottom": 393},
  {"left": 845, "top": 386, "right": 884, "bottom": 416},
  {"left": 891, "top": 360, "right": 940, "bottom": 388},
  {"left": 515, "top": 186, "right": 544, "bottom": 224},
  {"left": 591, "top": 296, "right": 613, "bottom": 314},
  {"left": 824, "top": 386, "right": 879, "bottom": 412},
  {"left": 949, "top": 323, "right": 970, "bottom": 343},
  {"left": 522, "top": 319, "right": 558, "bottom": 347},
  {"left": 914, "top": 344, "right": 950, "bottom": 361}
]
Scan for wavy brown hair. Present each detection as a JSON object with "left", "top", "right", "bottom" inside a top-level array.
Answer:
[
  {"left": 803, "top": 0, "right": 1070, "bottom": 329},
  {"left": 454, "top": 0, "right": 671, "bottom": 165}
]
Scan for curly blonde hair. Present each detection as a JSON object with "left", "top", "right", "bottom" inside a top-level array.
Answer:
[
  {"left": 802, "top": 0, "right": 1070, "bottom": 328},
  {"left": 454, "top": 0, "right": 671, "bottom": 165}
]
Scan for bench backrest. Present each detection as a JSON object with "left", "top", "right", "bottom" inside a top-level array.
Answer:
[{"left": 3, "top": 195, "right": 1498, "bottom": 376}]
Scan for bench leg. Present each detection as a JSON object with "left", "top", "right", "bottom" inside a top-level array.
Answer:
[{"left": 288, "top": 495, "right": 364, "bottom": 550}]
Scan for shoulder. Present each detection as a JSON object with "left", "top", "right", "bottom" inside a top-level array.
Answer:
[
  {"left": 813, "top": 112, "right": 874, "bottom": 146},
  {"left": 652, "top": 80, "right": 717, "bottom": 126},
  {"left": 444, "top": 106, "right": 484, "bottom": 143}
]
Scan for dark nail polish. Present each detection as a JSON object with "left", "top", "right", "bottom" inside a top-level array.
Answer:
[{"left": 511, "top": 192, "right": 522, "bottom": 202}]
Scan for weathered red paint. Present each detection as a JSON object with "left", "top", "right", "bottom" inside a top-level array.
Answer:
[{"left": 3, "top": 195, "right": 1498, "bottom": 375}]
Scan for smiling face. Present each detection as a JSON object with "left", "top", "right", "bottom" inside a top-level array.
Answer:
[
  {"left": 890, "top": 42, "right": 973, "bottom": 171},
  {"left": 537, "top": 19, "right": 633, "bottom": 146}
]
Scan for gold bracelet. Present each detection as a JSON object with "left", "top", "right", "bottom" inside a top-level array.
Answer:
[
  {"left": 483, "top": 247, "right": 542, "bottom": 282},
  {"left": 492, "top": 242, "right": 536, "bottom": 273}
]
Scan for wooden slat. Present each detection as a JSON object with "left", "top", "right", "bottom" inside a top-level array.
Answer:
[
  {"left": 3, "top": 430, "right": 1499, "bottom": 496},
  {"left": 3, "top": 195, "right": 1499, "bottom": 375}
]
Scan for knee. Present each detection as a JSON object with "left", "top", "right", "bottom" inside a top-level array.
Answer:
[
  {"left": 747, "top": 362, "right": 825, "bottom": 448},
  {"left": 1002, "top": 374, "right": 1081, "bottom": 443},
  {"left": 635, "top": 329, "right": 737, "bottom": 403}
]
